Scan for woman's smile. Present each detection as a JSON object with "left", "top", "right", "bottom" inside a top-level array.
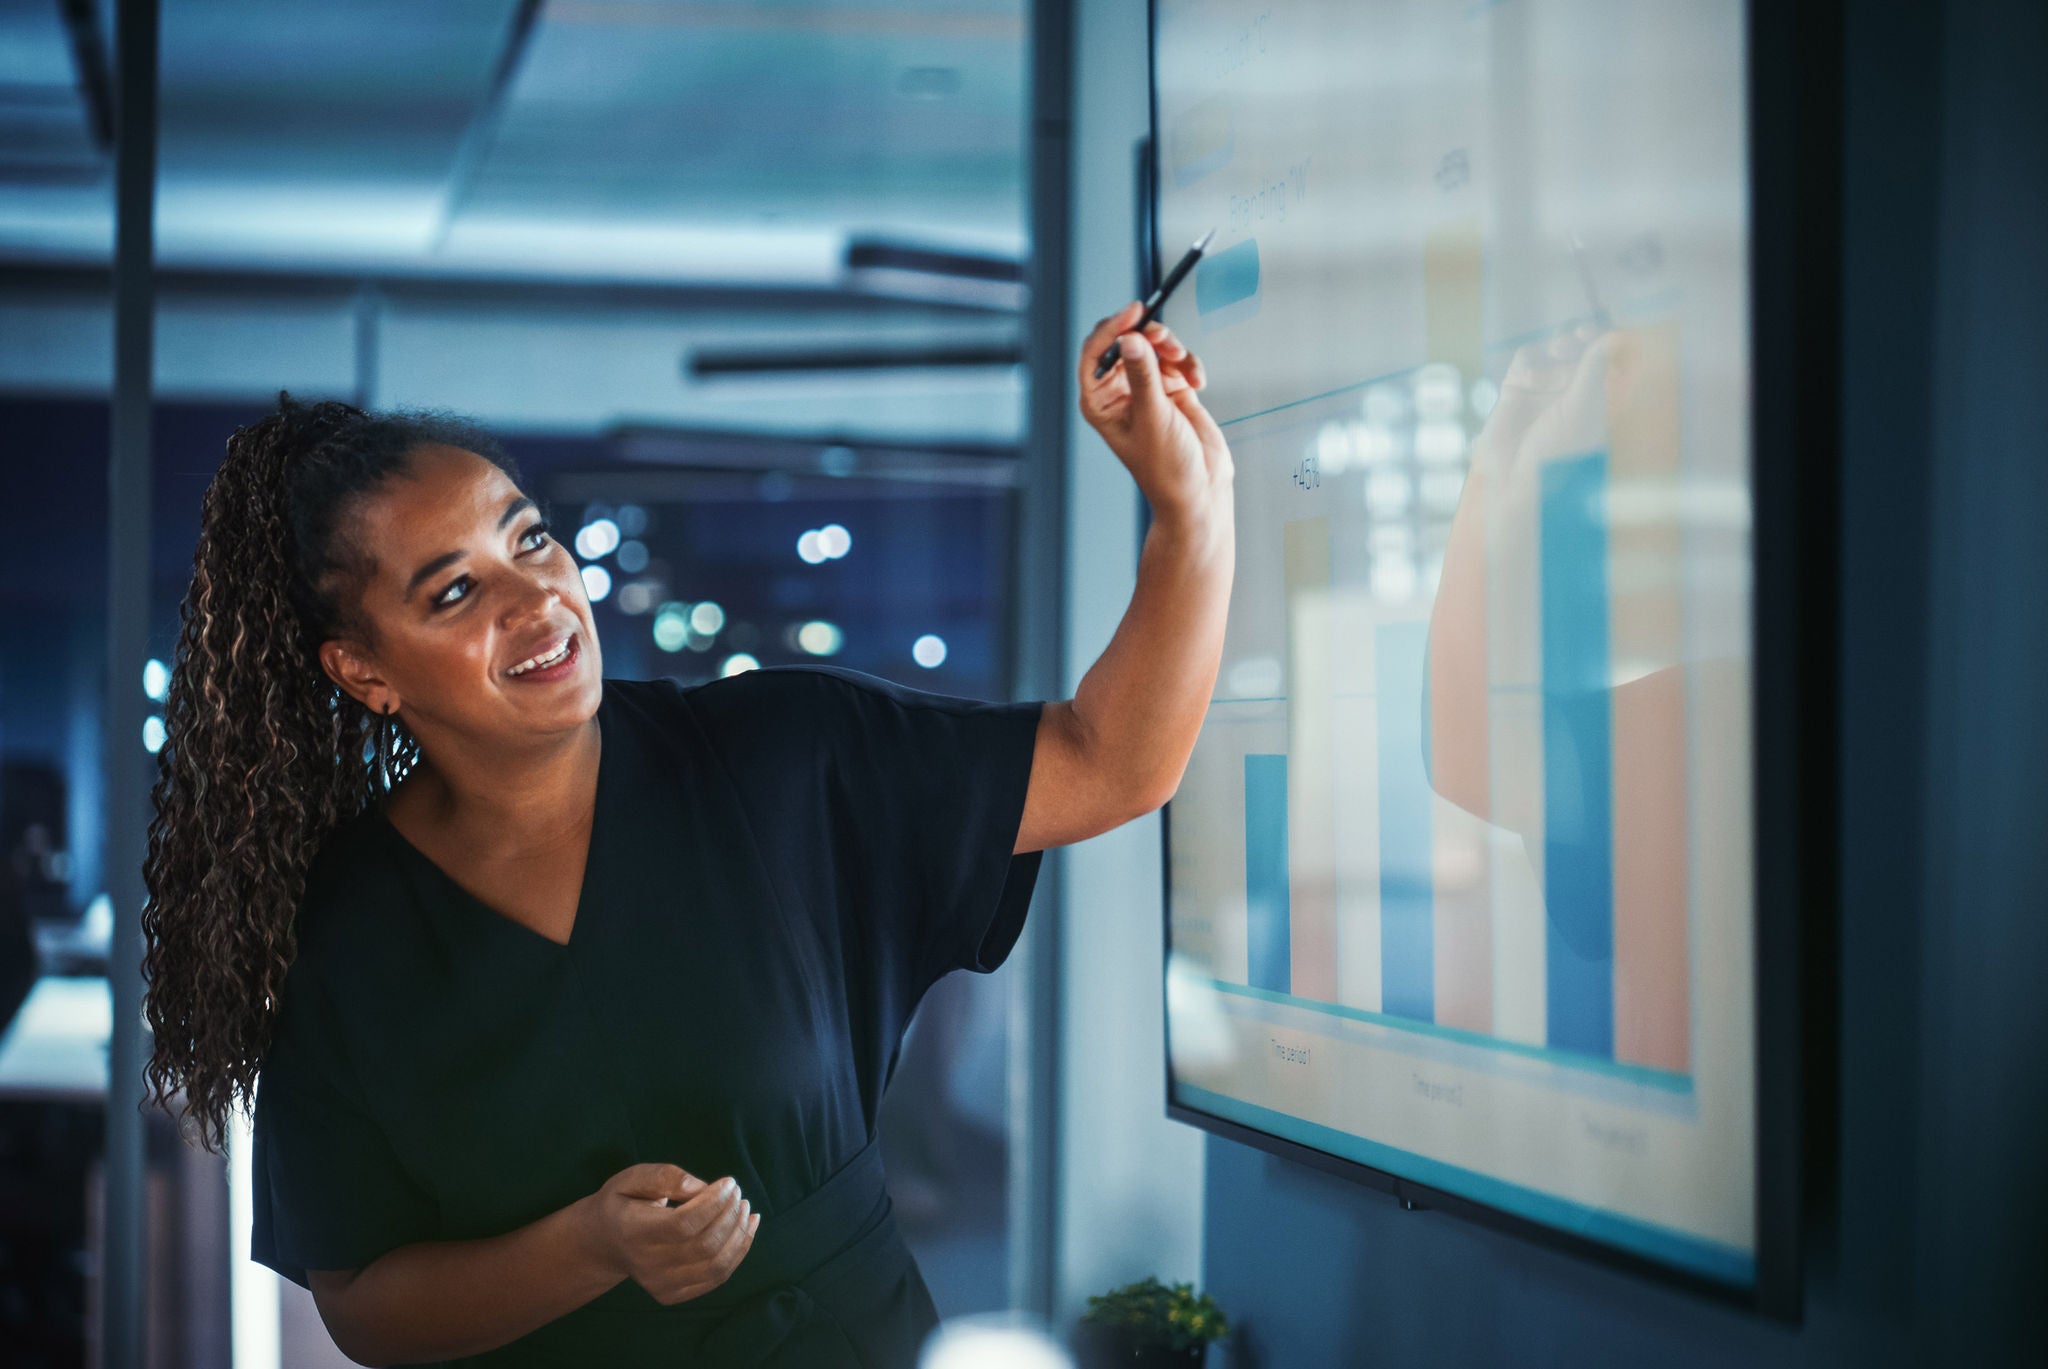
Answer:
[{"left": 505, "top": 630, "right": 582, "bottom": 683}]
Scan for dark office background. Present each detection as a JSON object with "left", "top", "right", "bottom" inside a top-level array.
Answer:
[{"left": 0, "top": 2, "right": 1040, "bottom": 1362}]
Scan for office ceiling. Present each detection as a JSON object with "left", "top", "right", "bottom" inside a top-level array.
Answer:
[{"left": 0, "top": 0, "right": 1028, "bottom": 285}]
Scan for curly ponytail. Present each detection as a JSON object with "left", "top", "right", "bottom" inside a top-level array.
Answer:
[{"left": 141, "top": 391, "right": 523, "bottom": 1154}]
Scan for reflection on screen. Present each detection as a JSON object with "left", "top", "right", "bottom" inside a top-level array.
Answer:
[{"left": 1157, "top": 0, "right": 1756, "bottom": 1285}]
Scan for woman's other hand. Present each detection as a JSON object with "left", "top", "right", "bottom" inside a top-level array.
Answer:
[
  {"left": 1077, "top": 301, "right": 1234, "bottom": 524},
  {"left": 583, "top": 1163, "right": 760, "bottom": 1306}
]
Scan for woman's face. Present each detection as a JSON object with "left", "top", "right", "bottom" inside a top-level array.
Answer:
[{"left": 319, "top": 442, "right": 604, "bottom": 748}]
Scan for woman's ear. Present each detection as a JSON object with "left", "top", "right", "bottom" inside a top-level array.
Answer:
[{"left": 318, "top": 639, "right": 397, "bottom": 716}]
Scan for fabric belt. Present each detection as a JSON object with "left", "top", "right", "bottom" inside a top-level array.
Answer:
[{"left": 523, "top": 1131, "right": 936, "bottom": 1367}]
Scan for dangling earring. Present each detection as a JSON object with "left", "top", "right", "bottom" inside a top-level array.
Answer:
[{"left": 377, "top": 701, "right": 393, "bottom": 792}]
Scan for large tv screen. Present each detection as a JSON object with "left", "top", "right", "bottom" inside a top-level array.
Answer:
[{"left": 1154, "top": 0, "right": 1791, "bottom": 1304}]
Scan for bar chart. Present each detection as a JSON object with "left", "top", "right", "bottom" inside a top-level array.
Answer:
[{"left": 1195, "top": 434, "right": 1692, "bottom": 1087}]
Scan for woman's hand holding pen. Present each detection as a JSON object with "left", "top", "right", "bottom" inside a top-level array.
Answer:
[
  {"left": 1057, "top": 300, "right": 1234, "bottom": 823},
  {"left": 582, "top": 1162, "right": 760, "bottom": 1305},
  {"left": 1078, "top": 300, "right": 1234, "bottom": 527}
]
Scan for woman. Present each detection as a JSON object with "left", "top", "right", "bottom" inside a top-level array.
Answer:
[{"left": 140, "top": 304, "right": 1234, "bottom": 1368}]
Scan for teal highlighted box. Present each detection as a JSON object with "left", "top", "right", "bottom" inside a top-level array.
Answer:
[{"left": 1196, "top": 238, "right": 1261, "bottom": 316}]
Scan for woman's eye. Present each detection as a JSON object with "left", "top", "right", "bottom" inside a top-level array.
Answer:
[{"left": 433, "top": 524, "right": 552, "bottom": 610}]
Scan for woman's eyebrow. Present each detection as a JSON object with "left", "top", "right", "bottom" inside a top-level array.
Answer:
[{"left": 402, "top": 494, "right": 537, "bottom": 602}]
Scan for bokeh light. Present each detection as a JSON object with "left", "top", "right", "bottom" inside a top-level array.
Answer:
[
  {"left": 653, "top": 602, "right": 690, "bottom": 652},
  {"left": 796, "top": 620, "right": 843, "bottom": 656},
  {"left": 575, "top": 518, "right": 621, "bottom": 559},
  {"left": 797, "top": 525, "right": 852, "bottom": 564},
  {"left": 617, "top": 581, "right": 657, "bottom": 615}
]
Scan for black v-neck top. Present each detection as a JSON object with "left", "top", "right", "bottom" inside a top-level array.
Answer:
[{"left": 248, "top": 667, "right": 1045, "bottom": 1365}]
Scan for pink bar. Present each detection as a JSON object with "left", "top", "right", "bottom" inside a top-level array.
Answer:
[
  {"left": 1608, "top": 323, "right": 1690, "bottom": 1073},
  {"left": 1612, "top": 671, "right": 1690, "bottom": 1070},
  {"left": 1291, "top": 873, "right": 1338, "bottom": 1003},
  {"left": 1430, "top": 514, "right": 1493, "bottom": 1034},
  {"left": 1420, "top": 220, "right": 1493, "bottom": 1033}
]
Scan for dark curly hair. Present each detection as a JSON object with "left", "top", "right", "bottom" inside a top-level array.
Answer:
[{"left": 140, "top": 390, "right": 525, "bottom": 1154}]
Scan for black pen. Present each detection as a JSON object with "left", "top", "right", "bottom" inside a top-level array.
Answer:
[{"left": 1093, "top": 227, "right": 1218, "bottom": 379}]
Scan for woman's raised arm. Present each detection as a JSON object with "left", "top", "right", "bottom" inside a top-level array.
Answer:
[{"left": 1014, "top": 302, "right": 1235, "bottom": 854}]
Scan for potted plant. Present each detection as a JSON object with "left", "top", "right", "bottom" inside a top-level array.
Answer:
[{"left": 1073, "top": 1276, "right": 1230, "bottom": 1368}]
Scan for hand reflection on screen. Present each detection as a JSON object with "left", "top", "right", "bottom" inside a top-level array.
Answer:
[
  {"left": 1425, "top": 314, "right": 1726, "bottom": 1073},
  {"left": 1427, "top": 312, "right": 1716, "bottom": 846},
  {"left": 1426, "top": 322, "right": 1646, "bottom": 834}
]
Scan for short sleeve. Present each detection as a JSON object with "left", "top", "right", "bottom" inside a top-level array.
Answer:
[
  {"left": 685, "top": 665, "right": 1046, "bottom": 991},
  {"left": 250, "top": 963, "right": 438, "bottom": 1290}
]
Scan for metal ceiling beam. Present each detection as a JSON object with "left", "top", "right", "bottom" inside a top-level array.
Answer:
[
  {"left": 428, "top": 0, "right": 544, "bottom": 255},
  {"left": 0, "top": 259, "right": 1021, "bottom": 317},
  {"left": 56, "top": 0, "right": 114, "bottom": 153},
  {"left": 608, "top": 421, "right": 1019, "bottom": 470},
  {"left": 687, "top": 342, "right": 1023, "bottom": 376}
]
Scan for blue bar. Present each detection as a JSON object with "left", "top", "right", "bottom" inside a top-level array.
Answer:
[
  {"left": 1376, "top": 622, "right": 1435, "bottom": 1022},
  {"left": 1196, "top": 238, "right": 1261, "bottom": 315},
  {"left": 1244, "top": 754, "right": 1291, "bottom": 993},
  {"left": 1540, "top": 452, "right": 1615, "bottom": 1058}
]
